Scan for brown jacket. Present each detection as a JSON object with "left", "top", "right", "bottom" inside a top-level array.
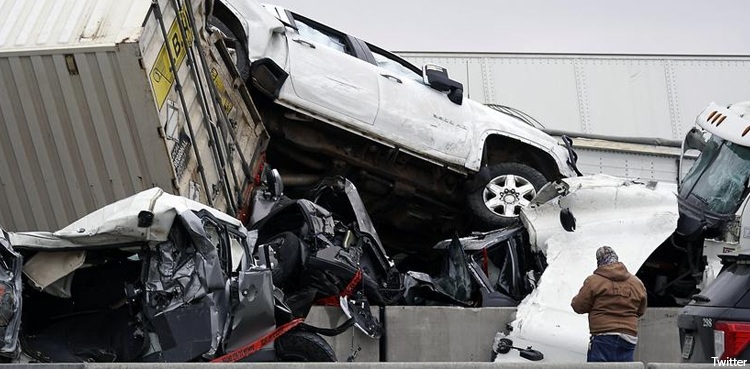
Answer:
[{"left": 570, "top": 262, "right": 647, "bottom": 336}]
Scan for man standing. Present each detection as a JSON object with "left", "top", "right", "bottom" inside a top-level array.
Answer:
[{"left": 571, "top": 246, "right": 647, "bottom": 362}]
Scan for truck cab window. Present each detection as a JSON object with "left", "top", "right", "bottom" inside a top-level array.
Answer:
[
  {"left": 680, "top": 136, "right": 750, "bottom": 215},
  {"left": 293, "top": 16, "right": 352, "bottom": 55},
  {"left": 368, "top": 44, "right": 423, "bottom": 83}
]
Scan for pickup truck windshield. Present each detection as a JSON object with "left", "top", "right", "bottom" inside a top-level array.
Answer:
[{"left": 680, "top": 135, "right": 750, "bottom": 215}]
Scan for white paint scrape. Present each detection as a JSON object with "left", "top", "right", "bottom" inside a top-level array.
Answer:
[{"left": 494, "top": 174, "right": 679, "bottom": 362}]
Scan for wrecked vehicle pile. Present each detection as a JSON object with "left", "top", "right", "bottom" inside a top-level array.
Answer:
[
  {"left": 1, "top": 129, "right": 743, "bottom": 363},
  {"left": 246, "top": 169, "right": 548, "bottom": 313},
  {"left": 211, "top": 0, "right": 581, "bottom": 254},
  {"left": 0, "top": 167, "right": 567, "bottom": 363},
  {"left": 0, "top": 171, "right": 533, "bottom": 363},
  {"left": 2, "top": 0, "right": 745, "bottom": 362},
  {"left": 0, "top": 188, "right": 337, "bottom": 363}
]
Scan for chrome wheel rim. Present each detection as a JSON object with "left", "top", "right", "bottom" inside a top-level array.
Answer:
[{"left": 482, "top": 174, "right": 537, "bottom": 218}]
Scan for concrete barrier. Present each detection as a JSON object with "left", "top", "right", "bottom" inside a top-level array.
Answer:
[
  {"left": 384, "top": 306, "right": 515, "bottom": 362},
  {"left": 634, "top": 308, "right": 681, "bottom": 364},
  {"left": 5, "top": 306, "right": 682, "bottom": 365},
  {"left": 306, "top": 306, "right": 683, "bottom": 363}
]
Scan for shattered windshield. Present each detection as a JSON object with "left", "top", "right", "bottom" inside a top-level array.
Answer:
[{"left": 680, "top": 135, "right": 750, "bottom": 214}]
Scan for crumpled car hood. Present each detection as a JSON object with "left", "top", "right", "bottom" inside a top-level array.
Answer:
[
  {"left": 10, "top": 188, "right": 243, "bottom": 249},
  {"left": 495, "top": 174, "right": 679, "bottom": 362}
]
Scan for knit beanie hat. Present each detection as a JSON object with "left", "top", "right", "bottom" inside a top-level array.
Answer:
[{"left": 596, "top": 246, "right": 618, "bottom": 267}]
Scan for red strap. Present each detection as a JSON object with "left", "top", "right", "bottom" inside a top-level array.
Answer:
[
  {"left": 316, "top": 269, "right": 363, "bottom": 306},
  {"left": 210, "top": 318, "right": 304, "bottom": 363}
]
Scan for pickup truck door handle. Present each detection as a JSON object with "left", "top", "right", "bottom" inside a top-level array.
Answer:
[
  {"left": 292, "top": 38, "right": 316, "bottom": 49},
  {"left": 380, "top": 73, "right": 402, "bottom": 84}
]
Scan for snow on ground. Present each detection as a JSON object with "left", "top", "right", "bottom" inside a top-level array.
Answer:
[{"left": 494, "top": 175, "right": 679, "bottom": 362}]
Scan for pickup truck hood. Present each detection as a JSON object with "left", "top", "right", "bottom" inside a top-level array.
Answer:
[
  {"left": 467, "top": 99, "right": 559, "bottom": 148},
  {"left": 466, "top": 99, "right": 577, "bottom": 176}
]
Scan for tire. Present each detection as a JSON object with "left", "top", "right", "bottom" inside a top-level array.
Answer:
[
  {"left": 208, "top": 16, "right": 250, "bottom": 81},
  {"left": 275, "top": 330, "right": 337, "bottom": 362},
  {"left": 266, "top": 232, "right": 304, "bottom": 289},
  {"left": 467, "top": 163, "right": 547, "bottom": 229}
]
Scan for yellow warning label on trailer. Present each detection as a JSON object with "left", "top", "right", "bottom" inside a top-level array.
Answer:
[
  {"left": 210, "top": 67, "right": 233, "bottom": 114},
  {"left": 150, "top": 9, "right": 194, "bottom": 109}
]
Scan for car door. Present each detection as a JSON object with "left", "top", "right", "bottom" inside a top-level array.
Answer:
[
  {"left": 0, "top": 230, "right": 22, "bottom": 359},
  {"left": 367, "top": 44, "right": 471, "bottom": 163},
  {"left": 284, "top": 14, "right": 379, "bottom": 125}
]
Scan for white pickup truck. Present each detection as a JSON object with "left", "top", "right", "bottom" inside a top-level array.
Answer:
[{"left": 209, "top": 0, "right": 580, "bottom": 248}]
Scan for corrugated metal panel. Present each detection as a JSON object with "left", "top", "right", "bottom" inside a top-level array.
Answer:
[
  {"left": 485, "top": 57, "right": 580, "bottom": 133},
  {"left": 0, "top": 0, "right": 152, "bottom": 52},
  {"left": 0, "top": 0, "right": 268, "bottom": 231},
  {"left": 671, "top": 59, "right": 750, "bottom": 139},
  {"left": 0, "top": 46, "right": 173, "bottom": 231},
  {"left": 580, "top": 58, "right": 672, "bottom": 138},
  {"left": 401, "top": 53, "right": 750, "bottom": 141}
]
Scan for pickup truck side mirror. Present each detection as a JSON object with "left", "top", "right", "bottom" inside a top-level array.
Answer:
[{"left": 423, "top": 64, "right": 463, "bottom": 105}]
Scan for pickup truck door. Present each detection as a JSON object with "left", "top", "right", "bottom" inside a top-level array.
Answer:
[
  {"left": 0, "top": 230, "right": 21, "bottom": 359},
  {"left": 367, "top": 44, "right": 470, "bottom": 164},
  {"left": 284, "top": 15, "right": 379, "bottom": 125}
]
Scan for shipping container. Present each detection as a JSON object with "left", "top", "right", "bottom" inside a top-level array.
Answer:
[
  {"left": 401, "top": 52, "right": 750, "bottom": 142},
  {"left": 400, "top": 52, "right": 750, "bottom": 182},
  {"left": 0, "top": 0, "right": 268, "bottom": 230}
]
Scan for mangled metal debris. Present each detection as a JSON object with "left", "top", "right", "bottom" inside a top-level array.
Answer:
[
  {"left": 248, "top": 173, "right": 402, "bottom": 338},
  {"left": 0, "top": 188, "right": 337, "bottom": 363},
  {"left": 1, "top": 167, "right": 732, "bottom": 363},
  {"left": 493, "top": 175, "right": 682, "bottom": 362}
]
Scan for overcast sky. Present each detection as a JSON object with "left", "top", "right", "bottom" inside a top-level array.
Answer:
[{"left": 267, "top": 0, "right": 750, "bottom": 55}]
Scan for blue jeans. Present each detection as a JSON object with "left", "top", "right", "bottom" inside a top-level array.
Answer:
[{"left": 587, "top": 334, "right": 636, "bottom": 362}]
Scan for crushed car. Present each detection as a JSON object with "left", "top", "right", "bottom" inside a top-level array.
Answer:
[
  {"left": 209, "top": 0, "right": 580, "bottom": 252},
  {"left": 0, "top": 188, "right": 337, "bottom": 363},
  {"left": 403, "top": 226, "right": 544, "bottom": 308},
  {"left": 246, "top": 168, "right": 546, "bottom": 313},
  {"left": 246, "top": 171, "right": 403, "bottom": 338}
]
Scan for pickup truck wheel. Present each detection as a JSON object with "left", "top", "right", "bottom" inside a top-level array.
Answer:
[
  {"left": 208, "top": 16, "right": 250, "bottom": 81},
  {"left": 467, "top": 163, "right": 547, "bottom": 229}
]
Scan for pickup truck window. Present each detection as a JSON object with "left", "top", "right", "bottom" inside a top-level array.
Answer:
[
  {"left": 368, "top": 44, "right": 423, "bottom": 83},
  {"left": 293, "top": 15, "right": 352, "bottom": 55}
]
